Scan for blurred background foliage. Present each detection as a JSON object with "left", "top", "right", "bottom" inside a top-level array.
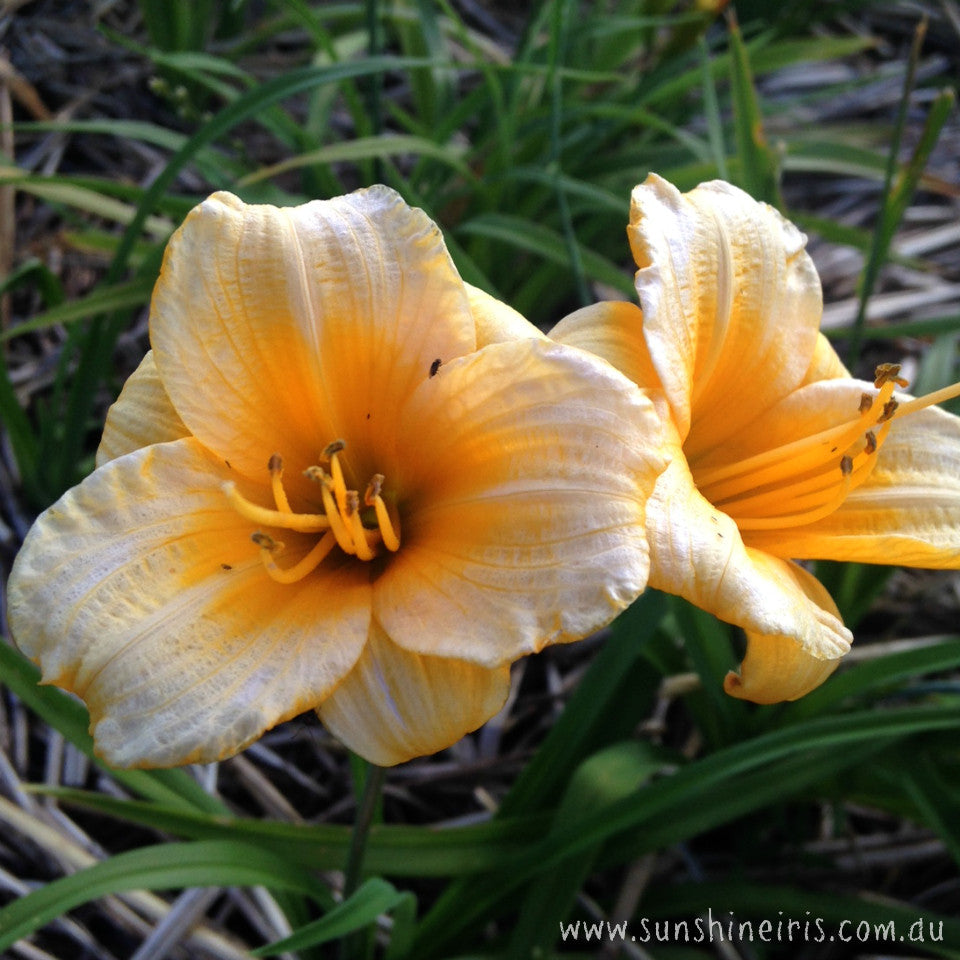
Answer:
[{"left": 1, "top": 1, "right": 960, "bottom": 957}]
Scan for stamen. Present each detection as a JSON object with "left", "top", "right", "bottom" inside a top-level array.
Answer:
[
  {"left": 345, "top": 491, "right": 376, "bottom": 561},
  {"left": 312, "top": 471, "right": 355, "bottom": 554},
  {"left": 258, "top": 530, "right": 337, "bottom": 584},
  {"left": 890, "top": 380, "right": 960, "bottom": 420},
  {"left": 224, "top": 482, "right": 330, "bottom": 532},
  {"left": 696, "top": 361, "right": 960, "bottom": 536},
  {"left": 366, "top": 474, "right": 400, "bottom": 552},
  {"left": 268, "top": 453, "right": 292, "bottom": 513},
  {"left": 322, "top": 440, "right": 349, "bottom": 516},
  {"left": 735, "top": 460, "right": 853, "bottom": 531},
  {"left": 696, "top": 378, "right": 898, "bottom": 502},
  {"left": 229, "top": 442, "right": 403, "bottom": 578}
]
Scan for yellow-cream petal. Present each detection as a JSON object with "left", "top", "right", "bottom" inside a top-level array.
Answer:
[
  {"left": 466, "top": 282, "right": 547, "bottom": 347},
  {"left": 7, "top": 438, "right": 370, "bottom": 767},
  {"left": 646, "top": 449, "right": 852, "bottom": 663},
  {"left": 318, "top": 619, "right": 511, "bottom": 766},
  {"left": 801, "top": 332, "right": 850, "bottom": 384},
  {"left": 375, "top": 337, "right": 667, "bottom": 666},
  {"left": 96, "top": 351, "right": 190, "bottom": 467},
  {"left": 629, "top": 174, "right": 822, "bottom": 458},
  {"left": 724, "top": 559, "right": 844, "bottom": 703},
  {"left": 151, "top": 187, "right": 476, "bottom": 483},
  {"left": 550, "top": 301, "right": 662, "bottom": 395}
]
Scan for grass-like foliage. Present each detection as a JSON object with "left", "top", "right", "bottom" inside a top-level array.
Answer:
[{"left": 2, "top": 2, "right": 960, "bottom": 958}]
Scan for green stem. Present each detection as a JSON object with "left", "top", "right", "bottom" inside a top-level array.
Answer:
[{"left": 343, "top": 763, "right": 386, "bottom": 899}]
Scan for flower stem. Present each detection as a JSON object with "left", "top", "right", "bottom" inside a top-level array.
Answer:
[
  {"left": 340, "top": 763, "right": 387, "bottom": 960},
  {"left": 343, "top": 762, "right": 387, "bottom": 900}
]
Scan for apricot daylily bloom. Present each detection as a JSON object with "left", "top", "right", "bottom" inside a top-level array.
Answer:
[
  {"left": 8, "top": 186, "right": 666, "bottom": 767},
  {"left": 551, "top": 174, "right": 960, "bottom": 703}
]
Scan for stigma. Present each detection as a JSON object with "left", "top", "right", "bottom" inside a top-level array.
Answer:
[
  {"left": 693, "top": 364, "right": 960, "bottom": 533},
  {"left": 224, "top": 441, "right": 401, "bottom": 583}
]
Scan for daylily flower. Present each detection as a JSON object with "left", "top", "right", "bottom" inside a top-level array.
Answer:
[
  {"left": 551, "top": 174, "right": 960, "bottom": 703},
  {"left": 8, "top": 186, "right": 666, "bottom": 767}
]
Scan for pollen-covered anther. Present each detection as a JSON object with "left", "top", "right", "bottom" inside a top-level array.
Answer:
[
  {"left": 874, "top": 363, "right": 909, "bottom": 389},
  {"left": 268, "top": 453, "right": 291, "bottom": 513},
  {"left": 252, "top": 531, "right": 281, "bottom": 552},
  {"left": 878, "top": 399, "right": 898, "bottom": 423},
  {"left": 863, "top": 431, "right": 877, "bottom": 455}
]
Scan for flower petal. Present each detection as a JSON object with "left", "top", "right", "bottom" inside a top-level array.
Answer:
[
  {"left": 646, "top": 450, "right": 852, "bottom": 664},
  {"left": 151, "top": 187, "right": 477, "bottom": 482},
  {"left": 375, "top": 338, "right": 666, "bottom": 666},
  {"left": 549, "top": 300, "right": 663, "bottom": 395},
  {"left": 96, "top": 351, "right": 190, "bottom": 467},
  {"left": 467, "top": 282, "right": 546, "bottom": 347},
  {"left": 318, "top": 619, "right": 511, "bottom": 766},
  {"left": 629, "top": 174, "right": 822, "bottom": 458},
  {"left": 801, "top": 332, "right": 849, "bottom": 384},
  {"left": 724, "top": 559, "right": 844, "bottom": 703},
  {"left": 8, "top": 438, "right": 370, "bottom": 767}
]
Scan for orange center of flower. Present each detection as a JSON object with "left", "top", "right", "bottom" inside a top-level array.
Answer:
[
  {"left": 692, "top": 364, "right": 960, "bottom": 532},
  {"left": 222, "top": 440, "right": 401, "bottom": 584}
]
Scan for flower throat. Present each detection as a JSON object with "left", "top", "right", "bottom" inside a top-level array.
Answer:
[
  {"left": 693, "top": 364, "right": 960, "bottom": 532},
  {"left": 224, "top": 440, "right": 400, "bottom": 583}
]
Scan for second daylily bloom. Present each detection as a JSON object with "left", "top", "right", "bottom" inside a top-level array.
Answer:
[
  {"left": 552, "top": 174, "right": 960, "bottom": 703},
  {"left": 8, "top": 186, "right": 667, "bottom": 768}
]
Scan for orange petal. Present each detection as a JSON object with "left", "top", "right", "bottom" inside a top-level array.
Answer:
[
  {"left": 151, "top": 187, "right": 477, "bottom": 482},
  {"left": 318, "top": 620, "right": 511, "bottom": 766},
  {"left": 629, "top": 174, "right": 822, "bottom": 458},
  {"left": 96, "top": 351, "right": 190, "bottom": 467},
  {"left": 724, "top": 560, "right": 845, "bottom": 703},
  {"left": 8, "top": 438, "right": 371, "bottom": 767},
  {"left": 375, "top": 338, "right": 667, "bottom": 666}
]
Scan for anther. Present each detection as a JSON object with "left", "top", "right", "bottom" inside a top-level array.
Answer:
[
  {"left": 365, "top": 474, "right": 384, "bottom": 506},
  {"left": 268, "top": 453, "right": 291, "bottom": 513},
  {"left": 321, "top": 439, "right": 346, "bottom": 460},
  {"left": 863, "top": 431, "right": 877, "bottom": 455},
  {"left": 858, "top": 393, "right": 872, "bottom": 414},
  {"left": 874, "top": 363, "right": 909, "bottom": 388},
  {"left": 258, "top": 530, "right": 338, "bottom": 584},
  {"left": 878, "top": 399, "right": 898, "bottom": 423},
  {"left": 840, "top": 455, "right": 853, "bottom": 476},
  {"left": 252, "top": 531, "right": 281, "bottom": 551}
]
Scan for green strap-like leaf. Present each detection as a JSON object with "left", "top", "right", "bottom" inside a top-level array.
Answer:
[
  {"left": 0, "top": 840, "right": 331, "bottom": 953},
  {"left": 252, "top": 878, "right": 415, "bottom": 956}
]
